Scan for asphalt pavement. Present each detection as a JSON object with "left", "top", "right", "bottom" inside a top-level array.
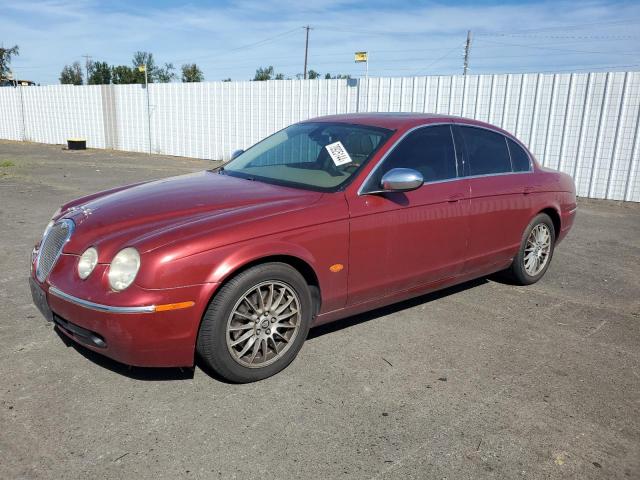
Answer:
[{"left": 1, "top": 140, "right": 638, "bottom": 479}]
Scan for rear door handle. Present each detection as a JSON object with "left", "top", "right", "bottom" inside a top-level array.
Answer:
[
  {"left": 448, "top": 193, "right": 465, "bottom": 203},
  {"left": 523, "top": 186, "right": 534, "bottom": 195}
]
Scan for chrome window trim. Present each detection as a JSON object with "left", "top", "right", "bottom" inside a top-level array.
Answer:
[
  {"left": 48, "top": 286, "right": 156, "bottom": 314},
  {"left": 462, "top": 170, "right": 534, "bottom": 180},
  {"left": 35, "top": 219, "right": 75, "bottom": 282},
  {"left": 358, "top": 122, "right": 458, "bottom": 195},
  {"left": 357, "top": 121, "right": 536, "bottom": 196}
]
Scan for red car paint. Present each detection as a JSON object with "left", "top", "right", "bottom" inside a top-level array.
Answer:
[{"left": 30, "top": 114, "right": 576, "bottom": 367}]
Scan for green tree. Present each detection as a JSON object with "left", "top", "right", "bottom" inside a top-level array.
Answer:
[
  {"left": 324, "top": 73, "right": 351, "bottom": 79},
  {"left": 253, "top": 66, "right": 285, "bottom": 81},
  {"left": 87, "top": 61, "right": 112, "bottom": 84},
  {"left": 0, "top": 45, "right": 19, "bottom": 80},
  {"left": 111, "top": 65, "right": 137, "bottom": 84},
  {"left": 131, "top": 51, "right": 175, "bottom": 83},
  {"left": 156, "top": 63, "right": 176, "bottom": 83},
  {"left": 222, "top": 78, "right": 232, "bottom": 82},
  {"left": 131, "top": 51, "right": 155, "bottom": 83},
  {"left": 307, "top": 69, "right": 320, "bottom": 79},
  {"left": 253, "top": 66, "right": 274, "bottom": 81},
  {"left": 181, "top": 63, "right": 204, "bottom": 82},
  {"left": 59, "top": 62, "right": 83, "bottom": 85}
]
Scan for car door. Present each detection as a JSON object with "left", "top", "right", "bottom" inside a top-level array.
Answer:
[
  {"left": 454, "top": 124, "right": 534, "bottom": 275},
  {"left": 347, "top": 124, "right": 470, "bottom": 305}
]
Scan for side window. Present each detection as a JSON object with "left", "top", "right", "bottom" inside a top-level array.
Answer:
[
  {"left": 461, "top": 126, "right": 512, "bottom": 176},
  {"left": 507, "top": 138, "right": 531, "bottom": 172},
  {"left": 373, "top": 125, "right": 457, "bottom": 186}
]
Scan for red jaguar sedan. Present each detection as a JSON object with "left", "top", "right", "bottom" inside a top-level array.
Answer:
[{"left": 30, "top": 113, "right": 576, "bottom": 382}]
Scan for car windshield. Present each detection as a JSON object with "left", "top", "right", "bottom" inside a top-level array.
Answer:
[{"left": 221, "top": 122, "right": 392, "bottom": 191}]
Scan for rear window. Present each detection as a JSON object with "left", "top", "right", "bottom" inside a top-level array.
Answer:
[
  {"left": 461, "top": 126, "right": 512, "bottom": 176},
  {"left": 507, "top": 138, "right": 532, "bottom": 172}
]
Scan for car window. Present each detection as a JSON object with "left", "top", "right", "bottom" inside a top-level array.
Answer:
[
  {"left": 507, "top": 138, "right": 531, "bottom": 172},
  {"left": 370, "top": 125, "right": 457, "bottom": 186},
  {"left": 223, "top": 122, "right": 391, "bottom": 191},
  {"left": 460, "top": 126, "right": 512, "bottom": 176}
]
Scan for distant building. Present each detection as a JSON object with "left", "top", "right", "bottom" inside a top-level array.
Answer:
[{"left": 0, "top": 77, "right": 36, "bottom": 87}]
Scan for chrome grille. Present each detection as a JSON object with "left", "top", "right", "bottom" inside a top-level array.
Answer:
[{"left": 36, "top": 219, "right": 74, "bottom": 282}]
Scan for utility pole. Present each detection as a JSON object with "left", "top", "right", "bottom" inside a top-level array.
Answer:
[
  {"left": 463, "top": 30, "right": 472, "bottom": 76},
  {"left": 17, "top": 69, "right": 27, "bottom": 141},
  {"left": 145, "top": 64, "right": 151, "bottom": 155},
  {"left": 303, "top": 25, "right": 311, "bottom": 79},
  {"left": 365, "top": 52, "right": 369, "bottom": 79},
  {"left": 81, "top": 54, "right": 92, "bottom": 84},
  {"left": 139, "top": 64, "right": 151, "bottom": 155}
]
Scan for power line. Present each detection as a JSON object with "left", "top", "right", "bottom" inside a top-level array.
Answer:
[
  {"left": 423, "top": 42, "right": 465, "bottom": 73},
  {"left": 471, "top": 51, "right": 639, "bottom": 60},
  {"left": 169, "top": 27, "right": 302, "bottom": 64},
  {"left": 313, "top": 26, "right": 426, "bottom": 37},
  {"left": 464, "top": 62, "right": 640, "bottom": 73},
  {"left": 476, "top": 17, "right": 640, "bottom": 36},
  {"left": 475, "top": 37, "right": 640, "bottom": 56},
  {"left": 359, "top": 62, "right": 640, "bottom": 76},
  {"left": 479, "top": 33, "right": 640, "bottom": 40},
  {"left": 311, "top": 20, "right": 640, "bottom": 39}
]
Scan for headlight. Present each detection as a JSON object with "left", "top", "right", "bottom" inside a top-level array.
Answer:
[
  {"left": 77, "top": 247, "right": 98, "bottom": 279},
  {"left": 108, "top": 247, "right": 140, "bottom": 291}
]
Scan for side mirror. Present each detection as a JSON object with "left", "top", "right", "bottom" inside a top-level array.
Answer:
[
  {"left": 230, "top": 149, "right": 244, "bottom": 160},
  {"left": 380, "top": 168, "right": 424, "bottom": 192}
]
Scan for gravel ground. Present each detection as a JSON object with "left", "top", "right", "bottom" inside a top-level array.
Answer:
[{"left": 0, "top": 140, "right": 639, "bottom": 480}]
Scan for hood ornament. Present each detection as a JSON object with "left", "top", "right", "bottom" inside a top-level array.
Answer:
[{"left": 66, "top": 205, "right": 95, "bottom": 219}]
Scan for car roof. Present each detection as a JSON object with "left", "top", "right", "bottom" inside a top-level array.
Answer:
[{"left": 304, "top": 112, "right": 502, "bottom": 132}]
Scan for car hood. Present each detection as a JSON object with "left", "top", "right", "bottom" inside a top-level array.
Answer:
[{"left": 60, "top": 171, "right": 323, "bottom": 260}]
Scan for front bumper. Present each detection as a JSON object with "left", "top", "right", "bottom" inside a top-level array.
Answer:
[{"left": 30, "top": 261, "right": 218, "bottom": 367}]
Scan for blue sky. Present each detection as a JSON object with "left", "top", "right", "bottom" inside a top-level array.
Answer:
[{"left": 2, "top": 0, "right": 639, "bottom": 84}]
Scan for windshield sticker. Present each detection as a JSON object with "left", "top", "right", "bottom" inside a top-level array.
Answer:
[{"left": 325, "top": 141, "right": 353, "bottom": 166}]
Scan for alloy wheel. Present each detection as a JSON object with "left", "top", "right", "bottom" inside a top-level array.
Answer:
[
  {"left": 523, "top": 223, "right": 552, "bottom": 276},
  {"left": 226, "top": 281, "right": 301, "bottom": 368}
]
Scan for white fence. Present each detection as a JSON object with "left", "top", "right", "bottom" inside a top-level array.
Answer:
[{"left": 1, "top": 71, "right": 639, "bottom": 202}]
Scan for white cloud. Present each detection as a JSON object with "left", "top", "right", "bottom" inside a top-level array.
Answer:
[{"left": 2, "top": 0, "right": 639, "bottom": 84}]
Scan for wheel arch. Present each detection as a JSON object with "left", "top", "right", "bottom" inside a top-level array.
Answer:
[
  {"left": 538, "top": 207, "right": 561, "bottom": 240},
  {"left": 192, "top": 249, "right": 323, "bottom": 370},
  {"left": 216, "top": 254, "right": 322, "bottom": 317},
  {"left": 204, "top": 241, "right": 323, "bottom": 319}
]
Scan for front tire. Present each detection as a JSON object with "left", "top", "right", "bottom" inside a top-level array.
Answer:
[
  {"left": 196, "top": 262, "right": 312, "bottom": 383},
  {"left": 508, "top": 213, "right": 556, "bottom": 285}
]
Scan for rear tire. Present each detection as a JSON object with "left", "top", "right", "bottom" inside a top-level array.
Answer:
[
  {"left": 508, "top": 213, "right": 556, "bottom": 285},
  {"left": 196, "top": 262, "right": 312, "bottom": 383}
]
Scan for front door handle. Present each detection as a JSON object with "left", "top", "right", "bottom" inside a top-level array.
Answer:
[{"left": 447, "top": 193, "right": 465, "bottom": 203}]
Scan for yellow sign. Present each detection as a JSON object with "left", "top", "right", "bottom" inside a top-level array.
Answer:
[
  {"left": 138, "top": 65, "right": 146, "bottom": 72},
  {"left": 354, "top": 52, "right": 368, "bottom": 63}
]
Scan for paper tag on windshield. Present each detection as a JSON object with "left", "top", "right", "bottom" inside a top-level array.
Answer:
[{"left": 325, "top": 141, "right": 353, "bottom": 166}]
